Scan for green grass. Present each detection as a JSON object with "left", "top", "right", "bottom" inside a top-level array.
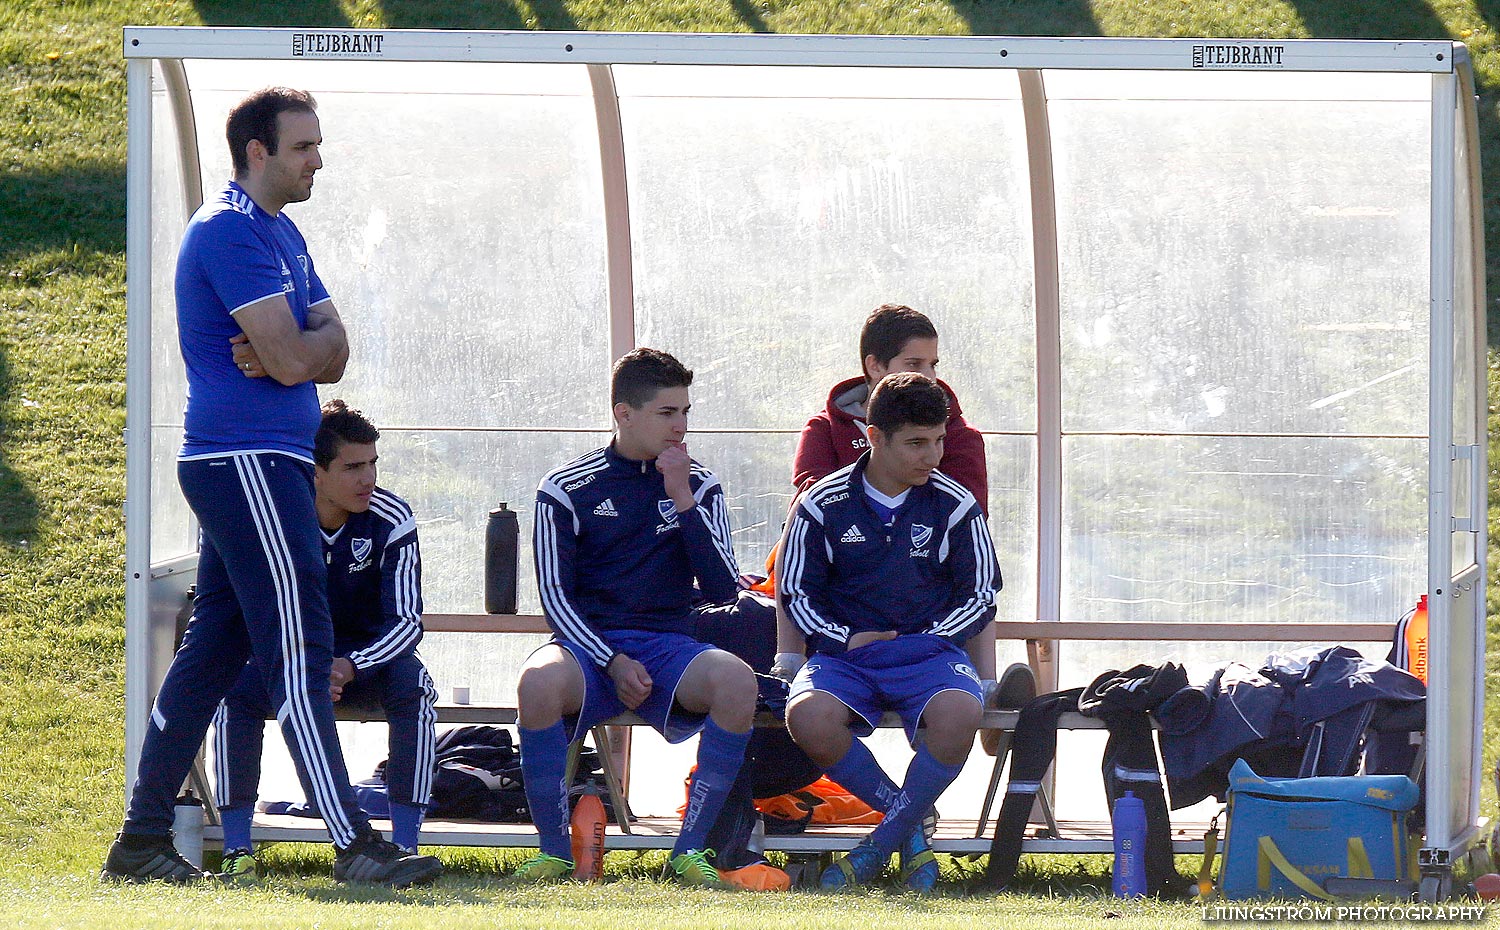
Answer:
[{"left": 3, "top": 0, "right": 1500, "bottom": 927}]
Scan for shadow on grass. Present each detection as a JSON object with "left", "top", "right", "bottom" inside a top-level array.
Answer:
[
  {"left": 728, "top": 0, "right": 771, "bottom": 34},
  {"left": 1282, "top": 1, "right": 1498, "bottom": 345},
  {"left": 372, "top": 1, "right": 577, "bottom": 30},
  {"left": 0, "top": 162, "right": 125, "bottom": 270},
  {"left": 192, "top": 1, "right": 353, "bottom": 27},
  {"left": 947, "top": 0, "right": 1100, "bottom": 37},
  {"left": 0, "top": 343, "right": 38, "bottom": 549}
]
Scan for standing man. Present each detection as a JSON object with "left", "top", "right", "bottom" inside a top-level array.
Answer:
[
  {"left": 214, "top": 400, "right": 439, "bottom": 879},
  {"left": 102, "top": 88, "right": 440, "bottom": 887},
  {"left": 781, "top": 373, "right": 1001, "bottom": 891},
  {"left": 511, "top": 349, "right": 757, "bottom": 887}
]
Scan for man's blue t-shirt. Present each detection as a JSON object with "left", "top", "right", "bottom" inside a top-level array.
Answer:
[{"left": 175, "top": 181, "right": 330, "bottom": 460}]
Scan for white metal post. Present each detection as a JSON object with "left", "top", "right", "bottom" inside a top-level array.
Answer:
[
  {"left": 123, "top": 55, "right": 154, "bottom": 796},
  {"left": 1425, "top": 70, "right": 1458, "bottom": 855},
  {"left": 1457, "top": 58, "right": 1488, "bottom": 850}
]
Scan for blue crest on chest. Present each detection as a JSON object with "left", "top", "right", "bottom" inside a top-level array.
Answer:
[
  {"left": 351, "top": 537, "right": 373, "bottom": 564},
  {"left": 657, "top": 499, "right": 679, "bottom": 523},
  {"left": 911, "top": 524, "right": 933, "bottom": 549}
]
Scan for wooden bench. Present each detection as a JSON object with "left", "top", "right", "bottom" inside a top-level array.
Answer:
[{"left": 218, "top": 613, "right": 1399, "bottom": 856}]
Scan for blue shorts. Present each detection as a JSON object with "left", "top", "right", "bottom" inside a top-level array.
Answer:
[
  {"left": 790, "top": 634, "right": 984, "bottom": 744},
  {"left": 545, "top": 629, "right": 716, "bottom": 744}
]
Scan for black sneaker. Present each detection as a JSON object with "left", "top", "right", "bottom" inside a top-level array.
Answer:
[
  {"left": 333, "top": 830, "right": 443, "bottom": 888},
  {"left": 990, "top": 662, "right": 1038, "bottom": 709},
  {"left": 100, "top": 833, "right": 207, "bottom": 884}
]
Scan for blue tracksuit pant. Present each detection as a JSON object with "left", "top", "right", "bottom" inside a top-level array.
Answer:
[
  {"left": 123, "top": 452, "right": 369, "bottom": 847},
  {"left": 213, "top": 652, "right": 438, "bottom": 810}
]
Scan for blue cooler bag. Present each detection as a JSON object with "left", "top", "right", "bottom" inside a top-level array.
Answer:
[{"left": 1220, "top": 759, "right": 1418, "bottom": 900}]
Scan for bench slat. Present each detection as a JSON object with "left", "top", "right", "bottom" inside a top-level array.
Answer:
[{"left": 421, "top": 613, "right": 1394, "bottom": 643}]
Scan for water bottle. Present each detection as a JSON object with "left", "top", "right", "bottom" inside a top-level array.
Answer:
[
  {"left": 748, "top": 814, "right": 766, "bottom": 857},
  {"left": 484, "top": 503, "right": 519, "bottom": 614},
  {"left": 172, "top": 790, "right": 205, "bottom": 869},
  {"left": 1111, "top": 790, "right": 1147, "bottom": 898},
  {"left": 1404, "top": 595, "right": 1429, "bottom": 685},
  {"left": 570, "top": 781, "right": 607, "bottom": 882}
]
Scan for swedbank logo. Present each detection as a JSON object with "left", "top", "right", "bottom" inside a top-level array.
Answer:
[
  {"left": 1192, "top": 44, "right": 1286, "bottom": 69},
  {"left": 292, "top": 32, "right": 387, "bottom": 57}
]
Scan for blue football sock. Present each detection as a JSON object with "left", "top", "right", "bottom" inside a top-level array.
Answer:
[
  {"left": 388, "top": 802, "right": 424, "bottom": 853},
  {"left": 519, "top": 721, "right": 573, "bottom": 861},
  {"left": 824, "top": 738, "right": 902, "bottom": 813},
  {"left": 219, "top": 804, "right": 254, "bottom": 853},
  {"left": 673, "top": 718, "right": 750, "bottom": 858},
  {"left": 867, "top": 743, "right": 962, "bottom": 856}
]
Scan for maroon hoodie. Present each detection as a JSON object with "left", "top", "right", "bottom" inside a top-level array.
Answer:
[{"left": 792, "top": 376, "right": 989, "bottom": 513}]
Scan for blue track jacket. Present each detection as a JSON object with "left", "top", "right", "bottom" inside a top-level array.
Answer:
[
  {"left": 781, "top": 453, "right": 1000, "bottom": 656},
  {"left": 325, "top": 487, "right": 423, "bottom": 673},
  {"left": 533, "top": 443, "right": 740, "bottom": 668}
]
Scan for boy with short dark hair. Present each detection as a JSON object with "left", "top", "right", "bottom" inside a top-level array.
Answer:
[
  {"left": 213, "top": 401, "right": 439, "bottom": 879},
  {"left": 782, "top": 372, "right": 1001, "bottom": 891},
  {"left": 511, "top": 348, "right": 757, "bottom": 888}
]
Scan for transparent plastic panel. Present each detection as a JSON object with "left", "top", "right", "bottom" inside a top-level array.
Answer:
[
  {"left": 372, "top": 427, "right": 606, "bottom": 709},
  {"left": 149, "top": 64, "right": 194, "bottom": 562},
  {"left": 983, "top": 435, "right": 1037, "bottom": 625},
  {"left": 673, "top": 431, "right": 800, "bottom": 572},
  {"left": 1061, "top": 436, "right": 1426, "bottom": 626},
  {"left": 149, "top": 427, "right": 192, "bottom": 561},
  {"left": 181, "top": 60, "right": 609, "bottom": 431},
  {"left": 1451, "top": 90, "right": 1478, "bottom": 570},
  {"left": 618, "top": 65, "right": 1036, "bottom": 434},
  {"left": 372, "top": 429, "right": 609, "bottom": 615},
  {"left": 1048, "top": 71, "right": 1431, "bottom": 435}
]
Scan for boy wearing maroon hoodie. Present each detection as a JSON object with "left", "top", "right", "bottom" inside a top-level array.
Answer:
[
  {"left": 792, "top": 304, "right": 988, "bottom": 505},
  {"left": 777, "top": 304, "right": 998, "bottom": 699}
]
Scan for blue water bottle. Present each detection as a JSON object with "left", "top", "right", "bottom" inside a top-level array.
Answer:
[{"left": 1112, "top": 789, "right": 1147, "bottom": 898}]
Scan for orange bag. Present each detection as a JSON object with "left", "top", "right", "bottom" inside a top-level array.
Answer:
[
  {"left": 748, "top": 544, "right": 778, "bottom": 596},
  {"left": 754, "top": 776, "right": 883, "bottom": 826}
]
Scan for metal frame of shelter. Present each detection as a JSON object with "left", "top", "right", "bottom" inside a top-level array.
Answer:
[{"left": 122, "top": 28, "right": 1487, "bottom": 887}]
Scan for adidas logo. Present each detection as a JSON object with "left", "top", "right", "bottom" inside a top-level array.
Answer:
[
  {"left": 593, "top": 498, "right": 618, "bottom": 517},
  {"left": 840, "top": 524, "right": 866, "bottom": 544}
]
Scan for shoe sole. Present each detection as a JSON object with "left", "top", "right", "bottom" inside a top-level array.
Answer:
[
  {"left": 337, "top": 859, "right": 444, "bottom": 889},
  {"left": 100, "top": 868, "right": 206, "bottom": 885}
]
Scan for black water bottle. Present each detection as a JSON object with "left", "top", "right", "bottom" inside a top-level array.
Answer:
[{"left": 484, "top": 503, "right": 519, "bottom": 614}]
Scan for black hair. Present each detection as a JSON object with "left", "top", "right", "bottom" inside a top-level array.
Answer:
[
  {"left": 226, "top": 87, "right": 317, "bottom": 177},
  {"left": 314, "top": 399, "right": 379, "bottom": 468},
  {"left": 859, "top": 303, "right": 938, "bottom": 382},
  {"left": 611, "top": 348, "right": 694, "bottom": 408},
  {"left": 867, "top": 372, "right": 948, "bottom": 435}
]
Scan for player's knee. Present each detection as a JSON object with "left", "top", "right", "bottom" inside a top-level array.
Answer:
[
  {"left": 517, "top": 663, "right": 575, "bottom": 721},
  {"left": 705, "top": 653, "right": 756, "bottom": 725},
  {"left": 922, "top": 693, "right": 982, "bottom": 763},
  {"left": 786, "top": 697, "right": 846, "bottom": 760}
]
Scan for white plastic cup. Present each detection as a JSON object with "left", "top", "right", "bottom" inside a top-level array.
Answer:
[{"left": 452, "top": 685, "right": 470, "bottom": 705}]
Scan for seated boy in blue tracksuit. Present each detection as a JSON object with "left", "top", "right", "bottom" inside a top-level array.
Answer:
[
  {"left": 213, "top": 401, "right": 438, "bottom": 876},
  {"left": 780, "top": 372, "right": 1001, "bottom": 891},
  {"left": 511, "top": 348, "right": 757, "bottom": 887}
]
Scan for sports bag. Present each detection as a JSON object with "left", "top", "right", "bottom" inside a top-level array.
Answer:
[{"left": 1219, "top": 759, "right": 1418, "bottom": 900}]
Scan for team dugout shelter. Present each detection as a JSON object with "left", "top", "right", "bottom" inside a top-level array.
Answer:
[{"left": 122, "top": 28, "right": 1488, "bottom": 882}]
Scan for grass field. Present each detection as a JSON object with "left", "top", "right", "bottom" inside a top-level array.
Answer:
[{"left": 3, "top": 1, "right": 1500, "bottom": 927}]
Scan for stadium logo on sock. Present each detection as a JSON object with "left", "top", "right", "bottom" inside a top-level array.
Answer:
[
  {"left": 841, "top": 525, "right": 866, "bottom": 544},
  {"left": 593, "top": 498, "right": 618, "bottom": 517}
]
